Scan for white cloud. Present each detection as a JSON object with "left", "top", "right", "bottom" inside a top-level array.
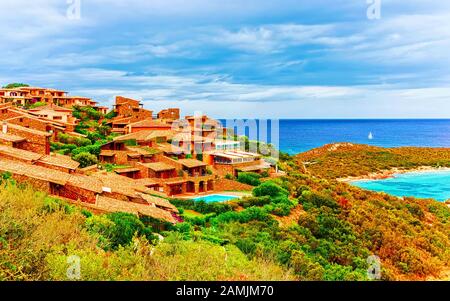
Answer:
[
  {"left": 211, "top": 24, "right": 337, "bottom": 53},
  {"left": 1, "top": 1, "right": 450, "bottom": 118}
]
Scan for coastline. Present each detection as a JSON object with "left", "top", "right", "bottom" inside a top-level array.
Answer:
[{"left": 337, "top": 166, "right": 450, "bottom": 183}]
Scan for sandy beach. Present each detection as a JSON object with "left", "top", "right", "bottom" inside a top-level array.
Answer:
[{"left": 337, "top": 166, "right": 450, "bottom": 183}]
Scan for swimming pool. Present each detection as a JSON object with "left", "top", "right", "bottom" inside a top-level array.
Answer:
[
  {"left": 351, "top": 170, "right": 450, "bottom": 202},
  {"left": 191, "top": 194, "right": 240, "bottom": 203}
]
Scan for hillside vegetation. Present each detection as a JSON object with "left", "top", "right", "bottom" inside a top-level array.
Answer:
[
  {"left": 0, "top": 179, "right": 292, "bottom": 280},
  {"left": 1, "top": 144, "right": 450, "bottom": 281},
  {"left": 296, "top": 143, "right": 450, "bottom": 179}
]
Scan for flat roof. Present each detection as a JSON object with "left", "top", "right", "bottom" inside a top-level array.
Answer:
[
  {"left": 100, "top": 150, "right": 116, "bottom": 157},
  {"left": 238, "top": 163, "right": 271, "bottom": 172},
  {"left": 140, "top": 162, "right": 175, "bottom": 172},
  {"left": 114, "top": 167, "right": 141, "bottom": 174},
  {"left": 178, "top": 158, "right": 207, "bottom": 168},
  {"left": 156, "top": 143, "right": 187, "bottom": 154},
  {"left": 206, "top": 150, "right": 261, "bottom": 159},
  {"left": 0, "top": 132, "right": 26, "bottom": 143}
]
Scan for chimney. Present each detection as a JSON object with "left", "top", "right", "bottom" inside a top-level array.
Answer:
[{"left": 2, "top": 122, "right": 7, "bottom": 134}]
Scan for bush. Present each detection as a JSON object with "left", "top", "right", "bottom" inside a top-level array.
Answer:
[
  {"left": 73, "top": 152, "right": 98, "bottom": 168},
  {"left": 85, "top": 215, "right": 116, "bottom": 249},
  {"left": 238, "top": 196, "right": 271, "bottom": 208},
  {"left": 58, "top": 133, "right": 92, "bottom": 147},
  {"left": 237, "top": 172, "right": 262, "bottom": 186},
  {"left": 253, "top": 181, "right": 289, "bottom": 198},
  {"left": 3, "top": 83, "right": 29, "bottom": 89},
  {"left": 300, "top": 192, "right": 339, "bottom": 211},
  {"left": 270, "top": 203, "right": 292, "bottom": 216},
  {"left": 225, "top": 174, "right": 234, "bottom": 180},
  {"left": 104, "top": 110, "right": 117, "bottom": 120},
  {"left": 105, "top": 212, "right": 156, "bottom": 249},
  {"left": 29, "top": 101, "right": 47, "bottom": 109},
  {"left": 71, "top": 144, "right": 101, "bottom": 157},
  {"left": 170, "top": 199, "right": 234, "bottom": 215}
]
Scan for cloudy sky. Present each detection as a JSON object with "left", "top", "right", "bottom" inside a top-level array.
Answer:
[{"left": 1, "top": 0, "right": 449, "bottom": 118}]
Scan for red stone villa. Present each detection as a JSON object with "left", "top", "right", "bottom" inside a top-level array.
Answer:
[{"left": 0, "top": 85, "right": 275, "bottom": 224}]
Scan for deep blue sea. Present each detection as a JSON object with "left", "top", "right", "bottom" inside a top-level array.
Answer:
[
  {"left": 220, "top": 119, "right": 450, "bottom": 201},
  {"left": 222, "top": 119, "right": 450, "bottom": 154}
]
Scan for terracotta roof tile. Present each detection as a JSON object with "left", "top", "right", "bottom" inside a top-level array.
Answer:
[
  {"left": 127, "top": 120, "right": 172, "bottom": 128},
  {"left": 38, "top": 153, "right": 80, "bottom": 170},
  {"left": 67, "top": 174, "right": 103, "bottom": 193},
  {"left": 138, "top": 193, "right": 178, "bottom": 212},
  {"left": 94, "top": 195, "right": 177, "bottom": 223},
  {"left": 5, "top": 123, "right": 52, "bottom": 137},
  {"left": 0, "top": 144, "right": 42, "bottom": 161},
  {"left": 0, "top": 159, "right": 70, "bottom": 185},
  {"left": 113, "top": 130, "right": 175, "bottom": 142}
]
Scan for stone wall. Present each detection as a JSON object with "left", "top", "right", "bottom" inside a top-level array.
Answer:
[
  {"left": 57, "top": 184, "right": 97, "bottom": 204},
  {"left": 7, "top": 116, "right": 50, "bottom": 132},
  {"left": 10, "top": 174, "right": 52, "bottom": 194},
  {"left": 4, "top": 125, "right": 50, "bottom": 155}
]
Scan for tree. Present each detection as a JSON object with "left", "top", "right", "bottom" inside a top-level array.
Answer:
[
  {"left": 73, "top": 152, "right": 98, "bottom": 168},
  {"left": 2, "top": 83, "right": 29, "bottom": 89}
]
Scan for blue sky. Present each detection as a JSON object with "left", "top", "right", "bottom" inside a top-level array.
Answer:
[{"left": 1, "top": 0, "right": 450, "bottom": 118}]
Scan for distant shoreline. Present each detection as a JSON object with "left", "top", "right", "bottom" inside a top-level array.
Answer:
[{"left": 337, "top": 166, "right": 450, "bottom": 183}]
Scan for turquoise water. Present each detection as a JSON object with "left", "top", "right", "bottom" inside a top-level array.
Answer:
[
  {"left": 351, "top": 170, "right": 450, "bottom": 202},
  {"left": 192, "top": 194, "right": 240, "bottom": 203}
]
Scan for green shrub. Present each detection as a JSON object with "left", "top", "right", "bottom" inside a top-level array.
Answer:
[
  {"left": 71, "top": 144, "right": 101, "bottom": 157},
  {"left": 3, "top": 83, "right": 29, "bottom": 89},
  {"left": 170, "top": 199, "right": 234, "bottom": 215},
  {"left": 58, "top": 133, "right": 92, "bottom": 147},
  {"left": 270, "top": 203, "right": 292, "bottom": 216},
  {"left": 237, "top": 172, "right": 262, "bottom": 186},
  {"left": 300, "top": 192, "right": 339, "bottom": 211},
  {"left": 225, "top": 174, "right": 234, "bottom": 180},
  {"left": 104, "top": 110, "right": 117, "bottom": 120},
  {"left": 253, "top": 181, "right": 289, "bottom": 198},
  {"left": 105, "top": 212, "right": 156, "bottom": 249},
  {"left": 29, "top": 101, "right": 47, "bottom": 109},
  {"left": 73, "top": 152, "right": 98, "bottom": 168},
  {"left": 238, "top": 196, "right": 271, "bottom": 208}
]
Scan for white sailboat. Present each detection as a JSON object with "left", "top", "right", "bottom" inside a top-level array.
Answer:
[{"left": 368, "top": 132, "right": 374, "bottom": 140}]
